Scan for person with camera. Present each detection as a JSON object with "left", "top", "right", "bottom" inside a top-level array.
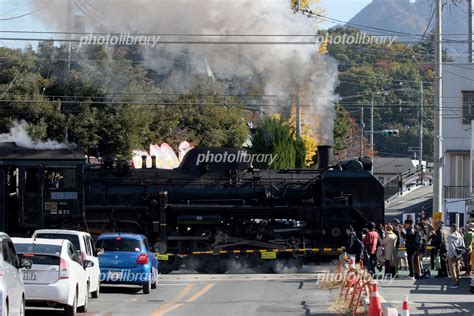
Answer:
[{"left": 447, "top": 224, "right": 465, "bottom": 288}]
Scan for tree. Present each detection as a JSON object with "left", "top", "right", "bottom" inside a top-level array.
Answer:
[
  {"left": 0, "top": 45, "right": 251, "bottom": 159},
  {"left": 250, "top": 116, "right": 306, "bottom": 169},
  {"left": 333, "top": 105, "right": 351, "bottom": 152},
  {"left": 326, "top": 27, "right": 436, "bottom": 159}
]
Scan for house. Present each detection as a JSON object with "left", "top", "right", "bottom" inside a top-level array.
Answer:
[
  {"left": 373, "top": 157, "right": 414, "bottom": 184},
  {"left": 442, "top": 63, "right": 474, "bottom": 225}
]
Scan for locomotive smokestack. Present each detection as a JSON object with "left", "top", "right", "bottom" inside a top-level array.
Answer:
[
  {"left": 141, "top": 155, "right": 147, "bottom": 169},
  {"left": 317, "top": 145, "right": 332, "bottom": 169}
]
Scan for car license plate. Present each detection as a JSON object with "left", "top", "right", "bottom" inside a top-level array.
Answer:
[
  {"left": 23, "top": 272, "right": 38, "bottom": 281},
  {"left": 108, "top": 271, "right": 123, "bottom": 281}
]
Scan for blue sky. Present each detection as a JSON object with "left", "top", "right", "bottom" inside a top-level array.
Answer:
[
  {"left": 0, "top": 0, "right": 372, "bottom": 48},
  {"left": 320, "top": 0, "right": 371, "bottom": 25}
]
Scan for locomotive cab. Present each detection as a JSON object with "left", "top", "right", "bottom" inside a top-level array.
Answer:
[{"left": 0, "top": 142, "right": 85, "bottom": 235}]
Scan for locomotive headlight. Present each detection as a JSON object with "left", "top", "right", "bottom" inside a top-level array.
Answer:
[{"left": 331, "top": 227, "right": 341, "bottom": 237}]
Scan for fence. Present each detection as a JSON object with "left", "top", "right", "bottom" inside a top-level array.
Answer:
[{"left": 383, "top": 164, "right": 430, "bottom": 201}]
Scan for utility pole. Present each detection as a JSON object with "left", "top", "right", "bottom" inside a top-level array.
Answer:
[
  {"left": 295, "top": 0, "right": 302, "bottom": 141},
  {"left": 419, "top": 81, "right": 424, "bottom": 167},
  {"left": 470, "top": 0, "right": 474, "bottom": 62},
  {"left": 370, "top": 97, "right": 374, "bottom": 173},
  {"left": 296, "top": 82, "right": 301, "bottom": 141},
  {"left": 65, "top": 0, "right": 72, "bottom": 86},
  {"left": 433, "top": 0, "right": 443, "bottom": 219},
  {"left": 360, "top": 107, "right": 364, "bottom": 156}
]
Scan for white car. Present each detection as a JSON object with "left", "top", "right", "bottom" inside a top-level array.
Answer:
[
  {"left": 32, "top": 229, "right": 101, "bottom": 298},
  {"left": 12, "top": 238, "right": 91, "bottom": 316},
  {"left": 0, "top": 233, "right": 31, "bottom": 316}
]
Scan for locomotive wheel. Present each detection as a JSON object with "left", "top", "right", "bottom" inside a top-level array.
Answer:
[
  {"left": 272, "top": 257, "right": 303, "bottom": 274},
  {"left": 158, "top": 258, "right": 178, "bottom": 274},
  {"left": 189, "top": 229, "right": 229, "bottom": 274},
  {"left": 195, "top": 255, "right": 229, "bottom": 274},
  {"left": 155, "top": 234, "right": 182, "bottom": 274}
]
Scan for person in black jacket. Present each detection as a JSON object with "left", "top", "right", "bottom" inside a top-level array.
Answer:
[
  {"left": 402, "top": 218, "right": 420, "bottom": 278},
  {"left": 429, "top": 220, "right": 448, "bottom": 277},
  {"left": 344, "top": 225, "right": 363, "bottom": 263}
]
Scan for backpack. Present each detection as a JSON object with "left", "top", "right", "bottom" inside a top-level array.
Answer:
[{"left": 376, "top": 246, "right": 385, "bottom": 263}]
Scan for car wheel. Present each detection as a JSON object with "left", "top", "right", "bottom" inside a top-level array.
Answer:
[
  {"left": 143, "top": 279, "right": 151, "bottom": 294},
  {"left": 64, "top": 290, "right": 77, "bottom": 316},
  {"left": 20, "top": 297, "right": 25, "bottom": 316},
  {"left": 91, "top": 281, "right": 100, "bottom": 298},
  {"left": 151, "top": 267, "right": 158, "bottom": 289},
  {"left": 4, "top": 299, "right": 8, "bottom": 316},
  {"left": 78, "top": 284, "right": 89, "bottom": 313}
]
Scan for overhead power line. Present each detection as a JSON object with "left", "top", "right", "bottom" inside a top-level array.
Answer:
[{"left": 0, "top": 8, "right": 41, "bottom": 21}]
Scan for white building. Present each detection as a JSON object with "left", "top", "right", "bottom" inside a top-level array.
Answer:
[{"left": 442, "top": 63, "right": 474, "bottom": 225}]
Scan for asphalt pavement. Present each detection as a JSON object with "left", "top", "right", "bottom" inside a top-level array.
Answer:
[
  {"left": 378, "top": 272, "right": 474, "bottom": 315},
  {"left": 25, "top": 268, "right": 336, "bottom": 316},
  {"left": 23, "top": 262, "right": 474, "bottom": 315}
]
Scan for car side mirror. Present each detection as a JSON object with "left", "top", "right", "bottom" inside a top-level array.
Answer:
[
  {"left": 153, "top": 246, "right": 161, "bottom": 253},
  {"left": 83, "top": 260, "right": 94, "bottom": 269},
  {"left": 19, "top": 257, "right": 32, "bottom": 270},
  {"left": 95, "top": 248, "right": 104, "bottom": 256}
]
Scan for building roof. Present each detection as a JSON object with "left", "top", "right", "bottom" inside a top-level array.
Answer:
[
  {"left": 373, "top": 157, "right": 414, "bottom": 175},
  {"left": 0, "top": 142, "right": 85, "bottom": 161}
]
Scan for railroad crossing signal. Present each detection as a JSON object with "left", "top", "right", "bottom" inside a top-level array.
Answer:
[{"left": 382, "top": 129, "right": 399, "bottom": 137}]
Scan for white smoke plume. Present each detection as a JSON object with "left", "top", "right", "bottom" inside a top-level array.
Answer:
[
  {"left": 31, "top": 0, "right": 339, "bottom": 143},
  {"left": 0, "top": 121, "right": 74, "bottom": 150}
]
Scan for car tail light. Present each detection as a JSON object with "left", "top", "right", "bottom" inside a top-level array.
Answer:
[
  {"left": 136, "top": 253, "right": 148, "bottom": 264},
  {"left": 59, "top": 258, "right": 69, "bottom": 279}
]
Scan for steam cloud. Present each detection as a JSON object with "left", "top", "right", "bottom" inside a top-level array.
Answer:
[
  {"left": 31, "top": 0, "right": 339, "bottom": 143},
  {"left": 0, "top": 121, "right": 74, "bottom": 149}
]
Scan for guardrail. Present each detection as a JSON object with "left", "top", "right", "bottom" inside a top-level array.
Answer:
[{"left": 383, "top": 164, "right": 431, "bottom": 201}]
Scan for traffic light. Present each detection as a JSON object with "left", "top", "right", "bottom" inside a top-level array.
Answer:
[{"left": 382, "top": 129, "right": 399, "bottom": 137}]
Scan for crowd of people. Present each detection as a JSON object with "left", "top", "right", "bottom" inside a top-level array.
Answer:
[{"left": 343, "top": 215, "right": 474, "bottom": 289}]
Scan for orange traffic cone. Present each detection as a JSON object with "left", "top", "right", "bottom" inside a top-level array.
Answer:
[
  {"left": 401, "top": 296, "right": 410, "bottom": 316},
  {"left": 368, "top": 283, "right": 383, "bottom": 316}
]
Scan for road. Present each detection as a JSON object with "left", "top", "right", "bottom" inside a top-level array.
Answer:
[
  {"left": 378, "top": 271, "right": 474, "bottom": 315},
  {"left": 25, "top": 268, "right": 336, "bottom": 316},
  {"left": 24, "top": 264, "right": 474, "bottom": 315}
]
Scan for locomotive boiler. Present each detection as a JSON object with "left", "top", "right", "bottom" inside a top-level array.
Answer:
[{"left": 0, "top": 143, "right": 384, "bottom": 273}]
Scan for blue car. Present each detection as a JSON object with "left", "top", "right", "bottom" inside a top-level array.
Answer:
[{"left": 95, "top": 233, "right": 159, "bottom": 294}]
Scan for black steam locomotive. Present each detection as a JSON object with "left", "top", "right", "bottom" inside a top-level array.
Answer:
[{"left": 0, "top": 143, "right": 383, "bottom": 272}]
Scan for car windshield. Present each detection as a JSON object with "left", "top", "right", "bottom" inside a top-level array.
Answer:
[
  {"left": 14, "top": 243, "right": 62, "bottom": 256},
  {"left": 97, "top": 238, "right": 142, "bottom": 252},
  {"left": 18, "top": 253, "right": 60, "bottom": 265},
  {"left": 35, "top": 233, "right": 81, "bottom": 250}
]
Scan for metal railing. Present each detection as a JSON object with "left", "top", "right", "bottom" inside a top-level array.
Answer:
[
  {"left": 444, "top": 186, "right": 470, "bottom": 199},
  {"left": 383, "top": 164, "right": 430, "bottom": 201}
]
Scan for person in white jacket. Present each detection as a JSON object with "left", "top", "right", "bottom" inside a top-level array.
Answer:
[{"left": 447, "top": 224, "right": 465, "bottom": 288}]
